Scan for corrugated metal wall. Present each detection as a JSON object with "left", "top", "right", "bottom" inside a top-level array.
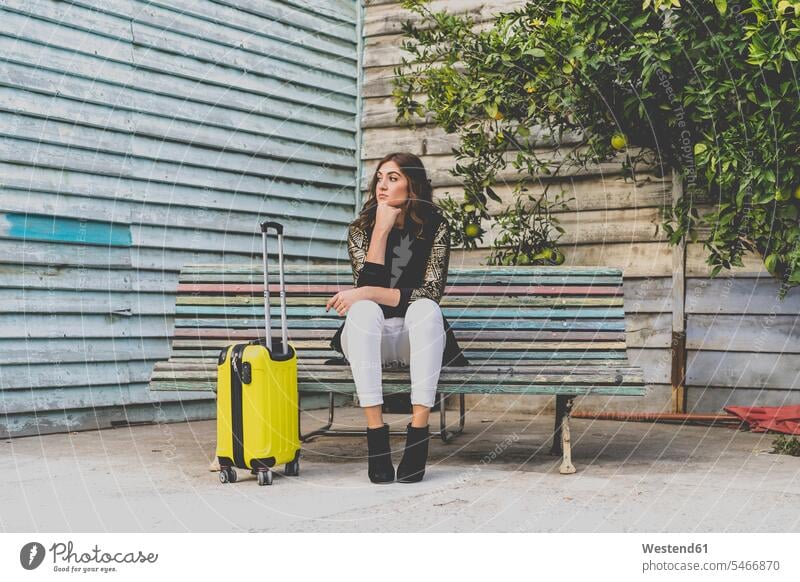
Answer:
[
  {"left": 362, "top": 0, "right": 800, "bottom": 414},
  {"left": 0, "top": 0, "right": 361, "bottom": 437}
]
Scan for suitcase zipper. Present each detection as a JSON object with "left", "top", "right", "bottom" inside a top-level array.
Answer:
[{"left": 230, "top": 343, "right": 246, "bottom": 468}]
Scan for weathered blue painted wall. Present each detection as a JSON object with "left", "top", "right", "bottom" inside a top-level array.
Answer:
[{"left": 0, "top": 0, "right": 361, "bottom": 437}]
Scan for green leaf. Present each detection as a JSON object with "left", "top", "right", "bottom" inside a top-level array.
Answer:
[
  {"left": 715, "top": 0, "right": 727, "bottom": 15},
  {"left": 485, "top": 186, "right": 502, "bottom": 203},
  {"left": 719, "top": 211, "right": 735, "bottom": 226},
  {"left": 631, "top": 13, "right": 650, "bottom": 28}
]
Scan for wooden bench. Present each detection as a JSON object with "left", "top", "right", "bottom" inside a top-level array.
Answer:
[{"left": 149, "top": 264, "right": 646, "bottom": 474}]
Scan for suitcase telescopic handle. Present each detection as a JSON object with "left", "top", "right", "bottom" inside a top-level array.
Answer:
[
  {"left": 260, "top": 221, "right": 289, "bottom": 355},
  {"left": 260, "top": 221, "right": 283, "bottom": 235}
]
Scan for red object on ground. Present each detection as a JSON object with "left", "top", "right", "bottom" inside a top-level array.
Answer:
[{"left": 723, "top": 406, "right": 800, "bottom": 435}]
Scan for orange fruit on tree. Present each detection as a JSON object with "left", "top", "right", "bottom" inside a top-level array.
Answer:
[{"left": 765, "top": 253, "right": 779, "bottom": 274}]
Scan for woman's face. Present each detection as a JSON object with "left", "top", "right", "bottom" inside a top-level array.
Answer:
[{"left": 375, "top": 161, "right": 410, "bottom": 208}]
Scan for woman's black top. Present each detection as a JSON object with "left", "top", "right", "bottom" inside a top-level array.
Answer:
[{"left": 328, "top": 210, "right": 468, "bottom": 366}]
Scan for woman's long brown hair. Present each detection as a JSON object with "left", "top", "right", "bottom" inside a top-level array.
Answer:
[{"left": 352, "top": 152, "right": 436, "bottom": 239}]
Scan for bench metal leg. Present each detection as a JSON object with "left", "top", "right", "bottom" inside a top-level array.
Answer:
[
  {"left": 299, "top": 392, "right": 336, "bottom": 442},
  {"left": 300, "top": 392, "right": 466, "bottom": 443},
  {"left": 550, "top": 395, "right": 567, "bottom": 456},
  {"left": 550, "top": 395, "right": 576, "bottom": 474},
  {"left": 559, "top": 397, "right": 576, "bottom": 474},
  {"left": 438, "top": 392, "right": 466, "bottom": 443}
]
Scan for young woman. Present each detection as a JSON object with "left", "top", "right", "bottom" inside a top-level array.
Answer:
[{"left": 326, "top": 152, "right": 466, "bottom": 484}]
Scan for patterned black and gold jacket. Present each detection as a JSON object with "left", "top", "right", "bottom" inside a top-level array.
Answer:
[{"left": 329, "top": 210, "right": 468, "bottom": 366}]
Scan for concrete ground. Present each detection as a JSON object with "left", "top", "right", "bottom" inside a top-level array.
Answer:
[{"left": 2, "top": 406, "right": 799, "bottom": 532}]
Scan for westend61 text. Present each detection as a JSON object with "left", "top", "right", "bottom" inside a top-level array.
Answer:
[
  {"left": 642, "top": 543, "right": 708, "bottom": 554},
  {"left": 50, "top": 542, "right": 159, "bottom": 564}
]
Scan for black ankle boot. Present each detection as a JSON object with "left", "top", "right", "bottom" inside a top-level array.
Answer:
[
  {"left": 397, "top": 424, "right": 430, "bottom": 483},
  {"left": 366, "top": 424, "right": 395, "bottom": 484}
]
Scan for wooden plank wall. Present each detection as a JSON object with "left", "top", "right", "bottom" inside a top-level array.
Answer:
[
  {"left": 361, "top": 0, "right": 799, "bottom": 414},
  {"left": 0, "top": 0, "right": 360, "bottom": 437}
]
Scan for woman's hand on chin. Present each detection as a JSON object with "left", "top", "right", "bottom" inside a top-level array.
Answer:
[{"left": 374, "top": 202, "right": 402, "bottom": 234}]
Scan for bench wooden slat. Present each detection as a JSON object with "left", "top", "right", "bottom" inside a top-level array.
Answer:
[
  {"left": 169, "top": 329, "right": 627, "bottom": 342},
  {"left": 174, "top": 320, "right": 627, "bottom": 331},
  {"left": 155, "top": 357, "right": 640, "bottom": 374},
  {"left": 297, "top": 384, "right": 647, "bottom": 396},
  {"left": 173, "top": 348, "right": 630, "bottom": 357},
  {"left": 167, "top": 352, "right": 630, "bottom": 366},
  {"left": 150, "top": 360, "right": 645, "bottom": 387},
  {"left": 153, "top": 360, "right": 641, "bottom": 375},
  {"left": 181, "top": 265, "right": 625, "bottom": 276},
  {"left": 148, "top": 379, "right": 645, "bottom": 397},
  {"left": 181, "top": 274, "right": 624, "bottom": 286},
  {"left": 177, "top": 296, "right": 626, "bottom": 307},
  {"left": 150, "top": 371, "right": 642, "bottom": 386},
  {"left": 178, "top": 283, "right": 623, "bottom": 296},
  {"left": 166, "top": 349, "right": 630, "bottom": 361},
  {"left": 174, "top": 306, "right": 626, "bottom": 319},
  {"left": 151, "top": 362, "right": 640, "bottom": 376},
  {"left": 174, "top": 344, "right": 631, "bottom": 360},
  {"left": 168, "top": 340, "right": 628, "bottom": 351}
]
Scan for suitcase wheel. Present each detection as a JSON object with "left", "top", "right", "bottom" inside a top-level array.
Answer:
[
  {"left": 219, "top": 468, "right": 237, "bottom": 484},
  {"left": 257, "top": 469, "right": 273, "bottom": 486},
  {"left": 284, "top": 459, "right": 300, "bottom": 477}
]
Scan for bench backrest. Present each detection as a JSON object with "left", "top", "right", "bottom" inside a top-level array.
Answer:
[{"left": 173, "top": 265, "right": 628, "bottom": 367}]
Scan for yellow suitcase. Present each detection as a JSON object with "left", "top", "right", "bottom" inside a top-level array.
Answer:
[{"left": 215, "top": 221, "right": 300, "bottom": 486}]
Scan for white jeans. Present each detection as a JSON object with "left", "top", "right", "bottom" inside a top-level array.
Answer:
[{"left": 340, "top": 298, "right": 445, "bottom": 408}]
